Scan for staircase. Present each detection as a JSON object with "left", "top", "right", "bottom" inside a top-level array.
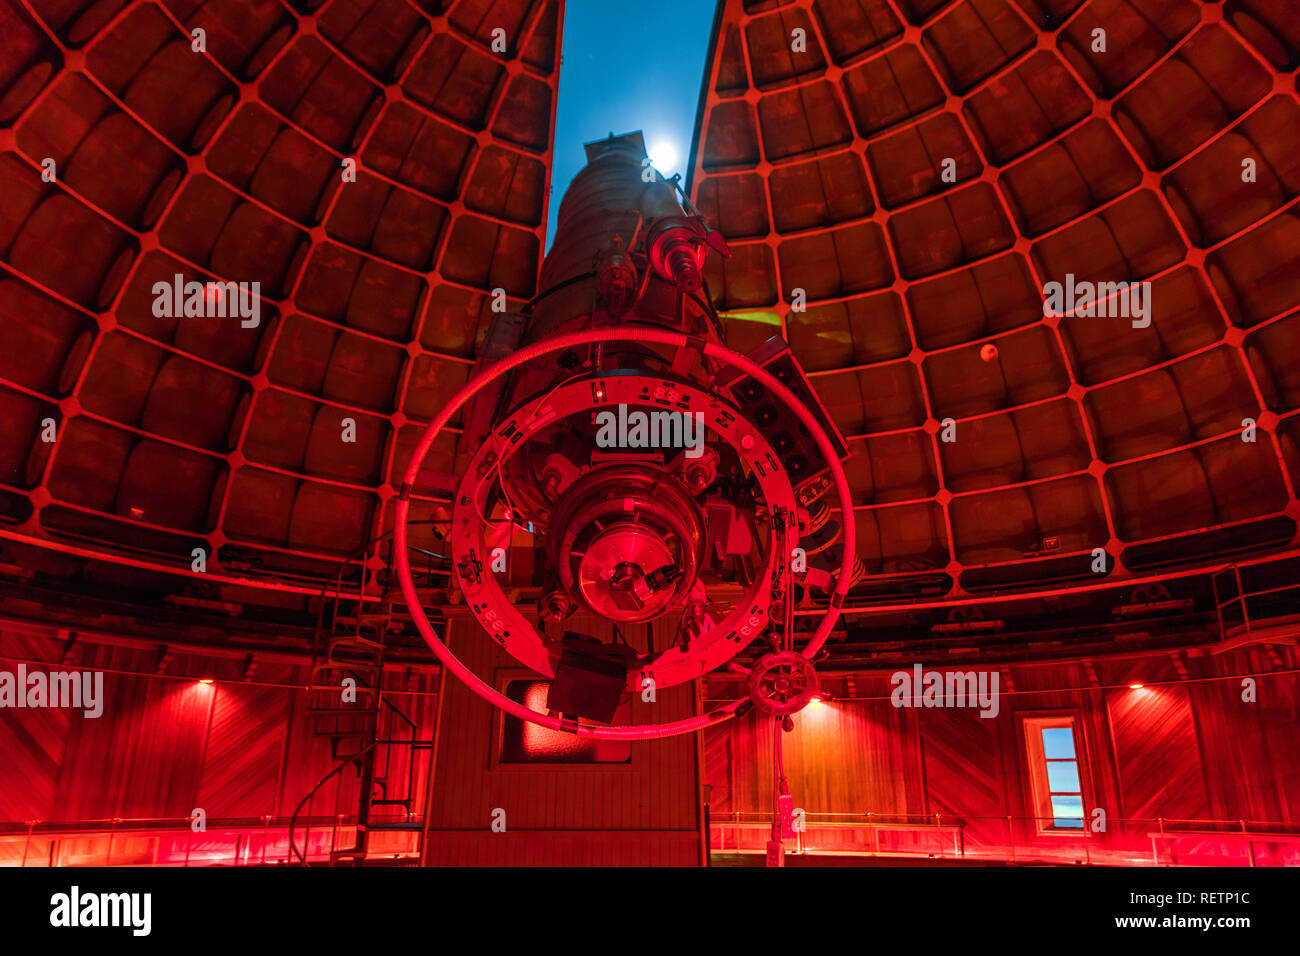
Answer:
[
  {"left": 292, "top": 542, "right": 437, "bottom": 865},
  {"left": 307, "top": 601, "right": 391, "bottom": 762}
]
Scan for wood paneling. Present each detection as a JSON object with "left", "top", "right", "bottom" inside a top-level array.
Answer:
[
  {"left": 0, "top": 624, "right": 437, "bottom": 834},
  {"left": 0, "top": 631, "right": 70, "bottom": 822},
  {"left": 196, "top": 682, "right": 291, "bottom": 819},
  {"left": 423, "top": 614, "right": 702, "bottom": 865},
  {"left": 708, "top": 693, "right": 919, "bottom": 819},
  {"left": 919, "top": 705, "right": 1006, "bottom": 847},
  {"left": 4, "top": 613, "right": 1295, "bottom": 866},
  {"left": 1106, "top": 683, "right": 1210, "bottom": 822},
  {"left": 706, "top": 649, "right": 1300, "bottom": 861},
  {"left": 422, "top": 830, "right": 701, "bottom": 867},
  {"left": 1189, "top": 646, "right": 1300, "bottom": 824}
]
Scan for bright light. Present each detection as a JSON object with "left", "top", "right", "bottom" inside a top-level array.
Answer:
[
  {"left": 808, "top": 696, "right": 823, "bottom": 705},
  {"left": 198, "top": 678, "right": 215, "bottom": 685},
  {"left": 1128, "top": 683, "right": 1144, "bottom": 690},
  {"left": 648, "top": 140, "right": 678, "bottom": 173}
]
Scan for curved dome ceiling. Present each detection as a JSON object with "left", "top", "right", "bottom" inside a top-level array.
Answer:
[
  {"left": 0, "top": 0, "right": 561, "bottom": 584},
  {"left": 689, "top": 0, "right": 1300, "bottom": 601},
  {"left": 0, "top": 0, "right": 1297, "bottom": 616}
]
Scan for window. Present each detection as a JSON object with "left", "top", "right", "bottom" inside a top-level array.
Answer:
[
  {"left": 1023, "top": 717, "right": 1086, "bottom": 832},
  {"left": 497, "top": 680, "right": 631, "bottom": 764}
]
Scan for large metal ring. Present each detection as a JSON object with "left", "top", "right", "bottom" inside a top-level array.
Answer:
[{"left": 394, "top": 326, "right": 855, "bottom": 740}]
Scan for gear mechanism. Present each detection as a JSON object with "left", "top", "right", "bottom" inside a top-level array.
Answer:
[{"left": 746, "top": 651, "right": 820, "bottom": 717}]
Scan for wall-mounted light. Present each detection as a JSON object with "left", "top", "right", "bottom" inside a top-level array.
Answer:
[{"left": 1128, "top": 683, "right": 1144, "bottom": 690}]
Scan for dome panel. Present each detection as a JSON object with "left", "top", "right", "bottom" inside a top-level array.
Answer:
[
  {"left": 362, "top": 102, "right": 476, "bottom": 200},
  {"left": 464, "top": 146, "right": 546, "bottom": 227},
  {"left": 923, "top": 326, "right": 1069, "bottom": 420},
  {"left": 267, "top": 313, "right": 337, "bottom": 396},
  {"left": 302, "top": 405, "right": 389, "bottom": 484},
  {"left": 0, "top": 0, "right": 563, "bottom": 578},
  {"left": 888, "top": 183, "right": 1016, "bottom": 280},
  {"left": 404, "top": 33, "right": 506, "bottom": 129},
  {"left": 702, "top": 241, "right": 777, "bottom": 309},
  {"left": 713, "top": 23, "right": 749, "bottom": 96},
  {"left": 9, "top": 194, "right": 133, "bottom": 309},
  {"left": 1228, "top": 0, "right": 1300, "bottom": 69},
  {"left": 692, "top": 0, "right": 1300, "bottom": 600},
  {"left": 697, "top": 173, "right": 771, "bottom": 238},
  {"left": 207, "top": 108, "right": 337, "bottom": 224},
  {"left": 1116, "top": 26, "right": 1272, "bottom": 169},
  {"left": 85, "top": 5, "right": 234, "bottom": 150},
  {"left": 419, "top": 284, "right": 491, "bottom": 356},
  {"left": 962, "top": 51, "right": 1091, "bottom": 164},
  {"left": 907, "top": 253, "right": 1041, "bottom": 350},
  {"left": 1209, "top": 210, "right": 1300, "bottom": 327},
  {"left": 864, "top": 429, "right": 939, "bottom": 503},
  {"left": 791, "top": 292, "right": 910, "bottom": 370},
  {"left": 817, "top": 361, "right": 926, "bottom": 435},
  {"left": 448, "top": 0, "right": 536, "bottom": 54},
  {"left": 757, "top": 81, "right": 853, "bottom": 161},
  {"left": 745, "top": 7, "right": 827, "bottom": 88},
  {"left": 0, "top": 386, "right": 57, "bottom": 490},
  {"left": 1060, "top": 0, "right": 1200, "bottom": 97},
  {"left": 922, "top": 0, "right": 1035, "bottom": 95},
  {"left": 1247, "top": 310, "right": 1300, "bottom": 413},
  {"left": 702, "top": 100, "right": 761, "bottom": 169},
  {"left": 0, "top": 277, "right": 90, "bottom": 395},
  {"left": 259, "top": 35, "right": 379, "bottom": 151},
  {"left": 403, "top": 356, "right": 472, "bottom": 424},
  {"left": 842, "top": 45, "right": 944, "bottom": 137},
  {"left": 318, "top": 0, "right": 428, "bottom": 80},
  {"left": 491, "top": 74, "right": 553, "bottom": 151},
  {"left": 869, "top": 502, "right": 949, "bottom": 572},
  {"left": 222, "top": 466, "right": 296, "bottom": 547},
  {"left": 321, "top": 333, "right": 405, "bottom": 412},
  {"left": 115, "top": 438, "right": 224, "bottom": 532},
  {"left": 867, "top": 113, "right": 983, "bottom": 210},
  {"left": 46, "top": 417, "right": 133, "bottom": 513},
  {"left": 811, "top": 0, "right": 901, "bottom": 65},
  {"left": 287, "top": 480, "right": 373, "bottom": 555},
  {"left": 768, "top": 153, "right": 871, "bottom": 231},
  {"left": 1000, "top": 120, "right": 1142, "bottom": 237},
  {"left": 777, "top": 222, "right": 893, "bottom": 299},
  {"left": 242, "top": 389, "right": 315, "bottom": 473}
]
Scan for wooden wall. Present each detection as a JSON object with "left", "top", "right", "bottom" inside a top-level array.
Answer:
[
  {"left": 0, "top": 620, "right": 438, "bottom": 864},
  {"left": 5, "top": 605, "right": 1295, "bottom": 866},
  {"left": 422, "top": 613, "right": 704, "bottom": 866},
  {"left": 706, "top": 644, "right": 1300, "bottom": 863}
]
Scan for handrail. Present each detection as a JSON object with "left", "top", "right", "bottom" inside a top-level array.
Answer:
[
  {"left": 382, "top": 696, "right": 418, "bottom": 730},
  {"left": 710, "top": 809, "right": 1300, "bottom": 831},
  {"left": 0, "top": 814, "right": 309, "bottom": 833},
  {"left": 0, "top": 814, "right": 423, "bottom": 867},
  {"left": 311, "top": 520, "right": 446, "bottom": 655},
  {"left": 287, "top": 741, "right": 377, "bottom": 865},
  {"left": 292, "top": 523, "right": 448, "bottom": 867}
]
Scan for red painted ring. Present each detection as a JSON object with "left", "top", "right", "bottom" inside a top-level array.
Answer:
[{"left": 394, "top": 326, "right": 855, "bottom": 740}]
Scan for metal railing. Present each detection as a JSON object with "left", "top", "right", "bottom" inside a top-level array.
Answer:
[
  {"left": 0, "top": 814, "right": 421, "bottom": 867},
  {"left": 709, "top": 810, "right": 1300, "bottom": 866}
]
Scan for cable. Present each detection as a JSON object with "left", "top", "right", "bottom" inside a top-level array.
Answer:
[
  {"left": 522, "top": 271, "right": 598, "bottom": 314},
  {"left": 687, "top": 288, "right": 727, "bottom": 342}
]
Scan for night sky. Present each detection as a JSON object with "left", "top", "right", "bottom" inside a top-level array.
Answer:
[{"left": 546, "top": 0, "right": 717, "bottom": 249}]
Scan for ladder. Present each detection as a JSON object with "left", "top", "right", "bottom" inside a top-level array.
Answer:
[{"left": 296, "top": 537, "right": 439, "bottom": 865}]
